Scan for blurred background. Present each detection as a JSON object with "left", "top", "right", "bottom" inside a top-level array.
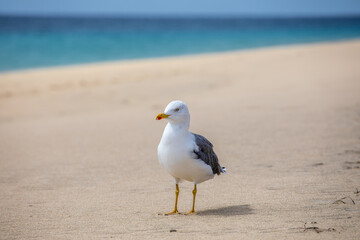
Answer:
[{"left": 1, "top": 0, "right": 360, "bottom": 72}]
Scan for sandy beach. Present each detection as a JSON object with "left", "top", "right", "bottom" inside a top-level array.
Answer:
[{"left": 1, "top": 40, "right": 360, "bottom": 239}]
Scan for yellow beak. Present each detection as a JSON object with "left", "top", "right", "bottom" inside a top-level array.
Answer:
[{"left": 156, "top": 113, "right": 170, "bottom": 120}]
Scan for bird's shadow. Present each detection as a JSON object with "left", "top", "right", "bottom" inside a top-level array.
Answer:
[{"left": 197, "top": 204, "right": 253, "bottom": 216}]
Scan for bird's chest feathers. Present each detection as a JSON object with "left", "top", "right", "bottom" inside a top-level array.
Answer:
[{"left": 158, "top": 125, "right": 195, "bottom": 163}]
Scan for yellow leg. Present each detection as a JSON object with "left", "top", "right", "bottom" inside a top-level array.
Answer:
[
  {"left": 164, "top": 184, "right": 180, "bottom": 215},
  {"left": 186, "top": 184, "right": 197, "bottom": 215}
]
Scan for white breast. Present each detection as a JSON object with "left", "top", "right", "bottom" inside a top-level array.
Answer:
[{"left": 157, "top": 124, "right": 214, "bottom": 184}]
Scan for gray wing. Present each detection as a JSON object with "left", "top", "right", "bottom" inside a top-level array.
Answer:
[{"left": 192, "top": 133, "right": 225, "bottom": 175}]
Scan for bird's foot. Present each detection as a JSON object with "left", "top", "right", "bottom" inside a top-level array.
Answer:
[
  {"left": 184, "top": 210, "right": 197, "bottom": 215},
  {"left": 159, "top": 209, "right": 180, "bottom": 216}
]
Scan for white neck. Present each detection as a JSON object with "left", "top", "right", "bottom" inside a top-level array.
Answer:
[
  {"left": 161, "top": 120, "right": 190, "bottom": 145},
  {"left": 168, "top": 119, "right": 189, "bottom": 131}
]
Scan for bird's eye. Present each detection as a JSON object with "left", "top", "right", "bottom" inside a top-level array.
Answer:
[{"left": 174, "top": 108, "right": 180, "bottom": 112}]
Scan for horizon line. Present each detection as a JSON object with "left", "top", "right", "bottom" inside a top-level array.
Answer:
[{"left": 1, "top": 12, "right": 360, "bottom": 19}]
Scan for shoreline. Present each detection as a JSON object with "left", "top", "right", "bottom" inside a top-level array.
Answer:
[
  {"left": 1, "top": 38, "right": 360, "bottom": 102},
  {"left": 1, "top": 37, "right": 360, "bottom": 75}
]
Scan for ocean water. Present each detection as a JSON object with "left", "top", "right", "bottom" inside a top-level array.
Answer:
[{"left": 0, "top": 16, "right": 360, "bottom": 72}]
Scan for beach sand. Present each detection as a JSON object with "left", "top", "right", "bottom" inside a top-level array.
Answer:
[{"left": 0, "top": 40, "right": 360, "bottom": 239}]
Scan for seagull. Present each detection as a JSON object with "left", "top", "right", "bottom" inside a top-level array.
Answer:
[{"left": 156, "top": 100, "right": 226, "bottom": 215}]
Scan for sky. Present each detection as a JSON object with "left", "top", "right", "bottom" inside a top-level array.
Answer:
[{"left": 1, "top": 0, "right": 360, "bottom": 17}]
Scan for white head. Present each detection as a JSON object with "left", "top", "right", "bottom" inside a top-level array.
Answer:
[{"left": 156, "top": 100, "right": 190, "bottom": 125}]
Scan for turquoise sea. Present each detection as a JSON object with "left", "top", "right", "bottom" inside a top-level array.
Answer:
[{"left": 0, "top": 16, "right": 360, "bottom": 72}]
